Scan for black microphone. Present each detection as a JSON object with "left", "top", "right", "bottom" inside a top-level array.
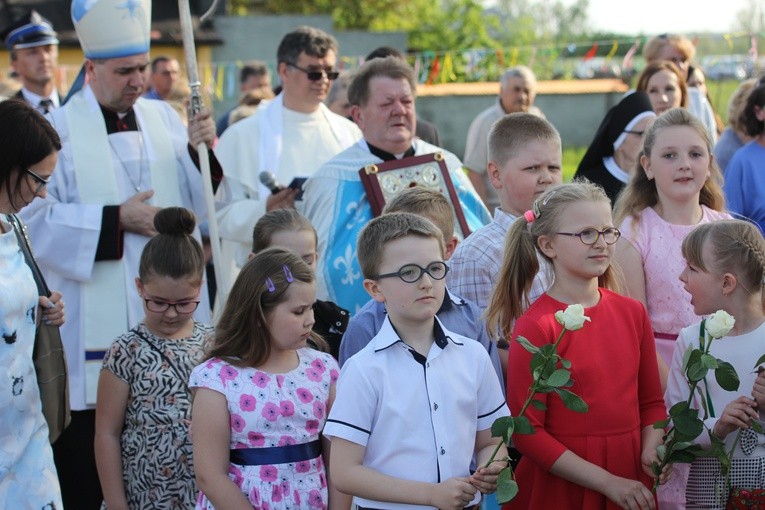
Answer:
[{"left": 259, "top": 171, "right": 283, "bottom": 195}]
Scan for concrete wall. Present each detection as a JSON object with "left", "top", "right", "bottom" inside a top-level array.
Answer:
[{"left": 417, "top": 91, "right": 624, "bottom": 158}]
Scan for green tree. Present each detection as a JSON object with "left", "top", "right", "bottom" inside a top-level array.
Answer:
[{"left": 226, "top": 0, "right": 514, "bottom": 52}]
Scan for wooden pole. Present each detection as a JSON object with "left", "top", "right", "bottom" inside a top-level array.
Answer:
[{"left": 178, "top": 0, "right": 228, "bottom": 313}]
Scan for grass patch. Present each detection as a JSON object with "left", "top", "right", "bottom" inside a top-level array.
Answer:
[{"left": 562, "top": 146, "right": 586, "bottom": 182}]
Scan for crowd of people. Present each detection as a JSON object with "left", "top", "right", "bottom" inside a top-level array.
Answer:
[{"left": 2, "top": 1, "right": 765, "bottom": 510}]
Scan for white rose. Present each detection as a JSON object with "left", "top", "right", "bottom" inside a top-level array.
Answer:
[
  {"left": 705, "top": 310, "right": 735, "bottom": 339},
  {"left": 554, "top": 304, "right": 591, "bottom": 331}
]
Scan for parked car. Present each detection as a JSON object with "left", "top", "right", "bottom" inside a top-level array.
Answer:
[
  {"left": 574, "top": 57, "right": 622, "bottom": 79},
  {"left": 701, "top": 55, "right": 755, "bottom": 81}
]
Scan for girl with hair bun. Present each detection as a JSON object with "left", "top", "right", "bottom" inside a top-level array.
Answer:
[{"left": 95, "top": 207, "right": 212, "bottom": 510}]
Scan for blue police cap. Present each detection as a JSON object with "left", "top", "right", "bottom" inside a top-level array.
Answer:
[{"left": 1, "top": 10, "right": 59, "bottom": 51}]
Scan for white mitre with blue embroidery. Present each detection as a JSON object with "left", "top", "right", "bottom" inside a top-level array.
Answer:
[{"left": 71, "top": 0, "right": 151, "bottom": 59}]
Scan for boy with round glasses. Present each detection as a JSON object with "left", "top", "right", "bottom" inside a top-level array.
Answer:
[
  {"left": 338, "top": 187, "right": 503, "bottom": 387},
  {"left": 325, "top": 212, "right": 509, "bottom": 510}
]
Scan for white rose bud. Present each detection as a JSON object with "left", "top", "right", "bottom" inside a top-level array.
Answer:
[
  {"left": 554, "top": 304, "right": 591, "bottom": 331},
  {"left": 705, "top": 310, "right": 735, "bottom": 339}
]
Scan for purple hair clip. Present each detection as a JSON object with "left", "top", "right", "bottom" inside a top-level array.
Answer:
[
  {"left": 283, "top": 265, "right": 294, "bottom": 283},
  {"left": 265, "top": 277, "right": 276, "bottom": 293}
]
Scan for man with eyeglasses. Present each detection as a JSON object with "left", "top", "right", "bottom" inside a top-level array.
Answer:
[
  {"left": 0, "top": 10, "right": 61, "bottom": 115},
  {"left": 18, "top": 1, "right": 219, "bottom": 508},
  {"left": 215, "top": 26, "right": 361, "bottom": 294}
]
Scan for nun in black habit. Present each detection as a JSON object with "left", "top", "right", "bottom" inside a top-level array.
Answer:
[{"left": 574, "top": 91, "right": 656, "bottom": 205}]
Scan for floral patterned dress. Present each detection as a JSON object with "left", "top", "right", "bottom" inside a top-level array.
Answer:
[
  {"left": 0, "top": 216, "right": 62, "bottom": 510},
  {"left": 101, "top": 321, "right": 211, "bottom": 509},
  {"left": 189, "top": 348, "right": 339, "bottom": 510}
]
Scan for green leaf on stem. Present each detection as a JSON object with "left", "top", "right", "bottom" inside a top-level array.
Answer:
[
  {"left": 669, "top": 401, "right": 689, "bottom": 415},
  {"left": 546, "top": 369, "right": 571, "bottom": 388},
  {"left": 714, "top": 361, "right": 740, "bottom": 391},
  {"left": 539, "top": 344, "right": 557, "bottom": 358},
  {"left": 560, "top": 358, "right": 572, "bottom": 369},
  {"left": 686, "top": 360, "right": 709, "bottom": 383},
  {"left": 515, "top": 336, "right": 539, "bottom": 354},
  {"left": 554, "top": 388, "right": 588, "bottom": 412},
  {"left": 673, "top": 441, "right": 694, "bottom": 451},
  {"left": 654, "top": 418, "right": 670, "bottom": 429},
  {"left": 668, "top": 449, "right": 700, "bottom": 463},
  {"left": 701, "top": 354, "right": 719, "bottom": 369},
  {"left": 496, "top": 469, "right": 518, "bottom": 504},
  {"left": 530, "top": 353, "right": 546, "bottom": 378},
  {"left": 651, "top": 460, "right": 662, "bottom": 476},
  {"left": 530, "top": 399, "right": 547, "bottom": 411},
  {"left": 754, "top": 354, "right": 765, "bottom": 369},
  {"left": 491, "top": 416, "right": 513, "bottom": 439},
  {"left": 513, "top": 416, "right": 535, "bottom": 435},
  {"left": 751, "top": 421, "right": 764, "bottom": 434},
  {"left": 673, "top": 407, "right": 703, "bottom": 438},
  {"left": 681, "top": 345, "right": 694, "bottom": 372}
]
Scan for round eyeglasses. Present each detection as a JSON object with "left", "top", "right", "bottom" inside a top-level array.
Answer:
[
  {"left": 288, "top": 63, "right": 339, "bottom": 81},
  {"left": 373, "top": 261, "right": 449, "bottom": 283},
  {"left": 555, "top": 227, "right": 621, "bottom": 246},
  {"left": 24, "top": 167, "right": 50, "bottom": 194},
  {"left": 143, "top": 298, "right": 201, "bottom": 314}
]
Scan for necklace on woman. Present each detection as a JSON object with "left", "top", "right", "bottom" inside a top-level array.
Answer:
[{"left": 107, "top": 129, "right": 145, "bottom": 192}]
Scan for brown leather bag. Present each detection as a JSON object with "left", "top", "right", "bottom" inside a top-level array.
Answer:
[{"left": 9, "top": 214, "right": 71, "bottom": 443}]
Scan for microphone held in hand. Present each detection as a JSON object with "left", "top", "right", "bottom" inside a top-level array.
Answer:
[{"left": 259, "top": 171, "right": 283, "bottom": 195}]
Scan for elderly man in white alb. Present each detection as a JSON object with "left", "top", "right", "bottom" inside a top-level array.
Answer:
[
  {"left": 302, "top": 56, "right": 491, "bottom": 313},
  {"left": 19, "top": 0, "right": 219, "bottom": 507},
  {"left": 214, "top": 26, "right": 361, "bottom": 291},
  {"left": 464, "top": 65, "right": 545, "bottom": 211}
]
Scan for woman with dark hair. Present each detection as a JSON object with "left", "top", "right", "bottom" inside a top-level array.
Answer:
[
  {"left": 0, "top": 98, "right": 65, "bottom": 506},
  {"left": 636, "top": 61, "right": 688, "bottom": 115},
  {"left": 724, "top": 80, "right": 765, "bottom": 233},
  {"left": 574, "top": 91, "right": 656, "bottom": 204}
]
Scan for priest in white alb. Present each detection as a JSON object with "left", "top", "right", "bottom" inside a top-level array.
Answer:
[{"left": 214, "top": 25, "right": 361, "bottom": 293}]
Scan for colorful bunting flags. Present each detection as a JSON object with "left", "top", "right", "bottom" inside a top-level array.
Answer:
[{"left": 35, "top": 33, "right": 763, "bottom": 102}]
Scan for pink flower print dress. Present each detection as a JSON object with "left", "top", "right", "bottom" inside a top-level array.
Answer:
[{"left": 190, "top": 348, "right": 339, "bottom": 510}]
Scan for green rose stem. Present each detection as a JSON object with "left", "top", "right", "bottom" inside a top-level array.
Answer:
[
  {"left": 652, "top": 329, "right": 722, "bottom": 493},
  {"left": 483, "top": 326, "right": 569, "bottom": 469}
]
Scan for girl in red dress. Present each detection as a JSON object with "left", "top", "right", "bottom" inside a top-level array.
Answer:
[{"left": 486, "top": 181, "right": 669, "bottom": 509}]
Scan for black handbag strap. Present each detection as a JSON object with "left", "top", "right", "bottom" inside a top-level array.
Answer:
[
  {"left": 7, "top": 214, "right": 51, "bottom": 297},
  {"left": 131, "top": 327, "right": 192, "bottom": 396}
]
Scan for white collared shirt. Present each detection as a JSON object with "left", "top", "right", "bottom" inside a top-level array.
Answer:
[
  {"left": 324, "top": 316, "right": 509, "bottom": 510},
  {"left": 20, "top": 88, "right": 59, "bottom": 114}
]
